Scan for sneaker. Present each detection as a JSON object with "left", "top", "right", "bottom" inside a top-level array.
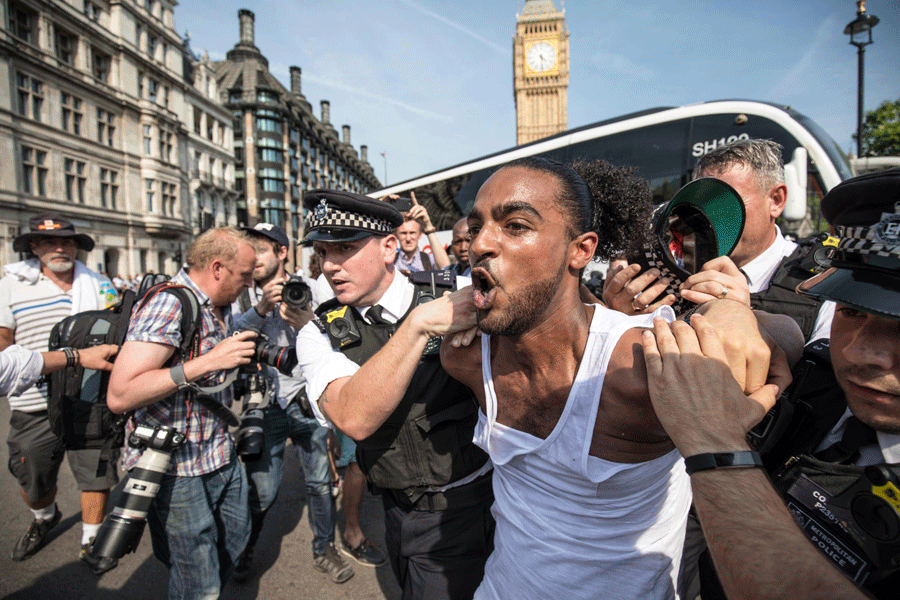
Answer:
[
  {"left": 232, "top": 546, "right": 254, "bottom": 583},
  {"left": 341, "top": 538, "right": 386, "bottom": 567},
  {"left": 80, "top": 539, "right": 119, "bottom": 576},
  {"left": 313, "top": 543, "right": 354, "bottom": 583},
  {"left": 11, "top": 510, "right": 61, "bottom": 561}
]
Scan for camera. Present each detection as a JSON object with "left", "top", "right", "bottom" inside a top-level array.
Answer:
[
  {"left": 282, "top": 276, "right": 312, "bottom": 310},
  {"left": 237, "top": 327, "right": 298, "bottom": 376},
  {"left": 233, "top": 372, "right": 267, "bottom": 460},
  {"left": 92, "top": 424, "right": 186, "bottom": 560},
  {"left": 386, "top": 197, "right": 414, "bottom": 213}
]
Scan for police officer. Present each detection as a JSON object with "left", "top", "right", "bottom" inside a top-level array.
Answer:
[
  {"left": 646, "top": 168, "right": 900, "bottom": 600},
  {"left": 295, "top": 190, "right": 493, "bottom": 600}
]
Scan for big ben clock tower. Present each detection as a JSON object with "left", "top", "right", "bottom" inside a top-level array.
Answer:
[{"left": 514, "top": 0, "right": 569, "bottom": 145}]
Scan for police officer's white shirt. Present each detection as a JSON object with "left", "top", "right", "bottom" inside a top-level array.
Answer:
[
  {"left": 0, "top": 345, "right": 44, "bottom": 398},
  {"left": 299, "top": 270, "right": 414, "bottom": 428},
  {"left": 815, "top": 408, "right": 900, "bottom": 466},
  {"left": 739, "top": 225, "right": 835, "bottom": 342}
]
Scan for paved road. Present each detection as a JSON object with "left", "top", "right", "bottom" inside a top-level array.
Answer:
[{"left": 0, "top": 398, "right": 401, "bottom": 600}]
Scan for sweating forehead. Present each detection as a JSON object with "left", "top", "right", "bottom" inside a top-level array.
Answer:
[{"left": 471, "top": 166, "right": 561, "bottom": 218}]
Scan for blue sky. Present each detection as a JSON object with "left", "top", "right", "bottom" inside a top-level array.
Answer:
[{"left": 176, "top": 0, "right": 900, "bottom": 186}]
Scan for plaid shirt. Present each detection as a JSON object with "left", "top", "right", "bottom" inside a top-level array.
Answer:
[{"left": 122, "top": 270, "right": 236, "bottom": 476}]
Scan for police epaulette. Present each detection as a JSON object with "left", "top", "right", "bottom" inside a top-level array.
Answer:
[{"left": 312, "top": 317, "right": 326, "bottom": 334}]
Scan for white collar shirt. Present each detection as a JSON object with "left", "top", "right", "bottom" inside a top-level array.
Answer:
[
  {"left": 739, "top": 225, "right": 835, "bottom": 342},
  {"left": 298, "top": 270, "right": 414, "bottom": 426},
  {"left": 357, "top": 271, "right": 415, "bottom": 325},
  {"left": 816, "top": 408, "right": 900, "bottom": 466},
  {"left": 740, "top": 225, "right": 796, "bottom": 293}
]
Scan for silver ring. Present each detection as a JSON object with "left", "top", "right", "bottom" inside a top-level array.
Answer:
[{"left": 719, "top": 286, "right": 729, "bottom": 299}]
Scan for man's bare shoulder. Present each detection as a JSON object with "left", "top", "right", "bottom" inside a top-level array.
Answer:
[
  {"left": 440, "top": 335, "right": 483, "bottom": 392},
  {"left": 594, "top": 326, "right": 670, "bottom": 450},
  {"left": 606, "top": 327, "right": 650, "bottom": 398}
]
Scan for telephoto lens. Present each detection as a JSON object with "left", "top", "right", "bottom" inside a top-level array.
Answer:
[
  {"left": 281, "top": 276, "right": 312, "bottom": 309},
  {"left": 92, "top": 424, "right": 186, "bottom": 559},
  {"left": 235, "top": 374, "right": 267, "bottom": 460}
]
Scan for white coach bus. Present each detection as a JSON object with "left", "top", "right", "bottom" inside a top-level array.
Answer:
[{"left": 373, "top": 99, "right": 853, "bottom": 231}]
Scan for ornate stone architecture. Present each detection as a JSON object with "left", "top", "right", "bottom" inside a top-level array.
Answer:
[
  {"left": 0, "top": 0, "right": 197, "bottom": 275},
  {"left": 213, "top": 10, "right": 380, "bottom": 250},
  {"left": 513, "top": 0, "right": 569, "bottom": 145}
]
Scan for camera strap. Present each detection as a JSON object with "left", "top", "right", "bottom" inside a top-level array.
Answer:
[{"left": 169, "top": 364, "right": 241, "bottom": 427}]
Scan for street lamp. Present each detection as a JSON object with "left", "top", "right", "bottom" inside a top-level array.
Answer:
[{"left": 844, "top": 0, "right": 879, "bottom": 158}]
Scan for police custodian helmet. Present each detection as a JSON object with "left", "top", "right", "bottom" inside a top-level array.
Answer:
[
  {"left": 302, "top": 189, "right": 404, "bottom": 243},
  {"left": 797, "top": 167, "right": 900, "bottom": 321}
]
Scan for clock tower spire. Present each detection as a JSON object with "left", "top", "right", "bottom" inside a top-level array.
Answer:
[{"left": 514, "top": 0, "right": 569, "bottom": 145}]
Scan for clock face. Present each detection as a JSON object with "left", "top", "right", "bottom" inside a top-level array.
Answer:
[{"left": 526, "top": 42, "right": 556, "bottom": 72}]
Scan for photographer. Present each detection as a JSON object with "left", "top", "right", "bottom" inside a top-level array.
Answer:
[
  {"left": 107, "top": 228, "right": 258, "bottom": 600},
  {"left": 386, "top": 192, "right": 451, "bottom": 273},
  {"left": 230, "top": 223, "right": 357, "bottom": 584}
]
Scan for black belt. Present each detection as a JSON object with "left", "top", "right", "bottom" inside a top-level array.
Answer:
[{"left": 385, "top": 471, "right": 493, "bottom": 513}]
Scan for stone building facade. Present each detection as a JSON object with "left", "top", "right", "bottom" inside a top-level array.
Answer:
[
  {"left": 0, "top": 0, "right": 198, "bottom": 276},
  {"left": 0, "top": 2, "right": 376, "bottom": 276},
  {"left": 213, "top": 9, "right": 380, "bottom": 259}
]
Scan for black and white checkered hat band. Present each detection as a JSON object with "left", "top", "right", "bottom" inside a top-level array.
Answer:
[
  {"left": 839, "top": 226, "right": 900, "bottom": 259},
  {"left": 305, "top": 207, "right": 393, "bottom": 235},
  {"left": 639, "top": 248, "right": 687, "bottom": 313}
]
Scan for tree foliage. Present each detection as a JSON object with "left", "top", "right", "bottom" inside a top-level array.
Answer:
[{"left": 854, "top": 98, "right": 900, "bottom": 157}]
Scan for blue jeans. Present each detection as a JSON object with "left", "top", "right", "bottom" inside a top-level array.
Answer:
[
  {"left": 147, "top": 454, "right": 250, "bottom": 600},
  {"left": 243, "top": 401, "right": 334, "bottom": 554}
]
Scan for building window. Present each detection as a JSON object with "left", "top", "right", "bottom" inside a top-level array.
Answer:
[
  {"left": 257, "top": 90, "right": 279, "bottom": 104},
  {"left": 234, "top": 146, "right": 244, "bottom": 163},
  {"left": 9, "top": 2, "right": 36, "bottom": 43},
  {"left": 65, "top": 158, "right": 86, "bottom": 203},
  {"left": 21, "top": 146, "right": 47, "bottom": 196},
  {"left": 147, "top": 79, "right": 158, "bottom": 102},
  {"left": 61, "top": 93, "right": 83, "bottom": 135},
  {"left": 162, "top": 86, "right": 169, "bottom": 108},
  {"left": 159, "top": 131, "right": 173, "bottom": 163},
  {"left": 55, "top": 26, "right": 77, "bottom": 65},
  {"left": 143, "top": 124, "right": 152, "bottom": 155},
  {"left": 92, "top": 48, "right": 111, "bottom": 82},
  {"left": 97, "top": 108, "right": 116, "bottom": 146},
  {"left": 229, "top": 91, "right": 242, "bottom": 103},
  {"left": 259, "top": 148, "right": 283, "bottom": 163},
  {"left": 147, "top": 34, "right": 157, "bottom": 59},
  {"left": 206, "top": 118, "right": 214, "bottom": 140},
  {"left": 256, "top": 117, "right": 282, "bottom": 133},
  {"left": 16, "top": 73, "right": 43, "bottom": 121},
  {"left": 100, "top": 168, "right": 118, "bottom": 208},
  {"left": 144, "top": 0, "right": 155, "bottom": 14},
  {"left": 145, "top": 179, "right": 155, "bottom": 212},
  {"left": 84, "top": 1, "right": 100, "bottom": 22},
  {"left": 162, "top": 182, "right": 177, "bottom": 215}
]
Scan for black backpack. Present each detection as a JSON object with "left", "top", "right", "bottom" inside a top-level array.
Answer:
[{"left": 47, "top": 281, "right": 202, "bottom": 475}]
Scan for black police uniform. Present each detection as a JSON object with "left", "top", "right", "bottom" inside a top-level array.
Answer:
[
  {"left": 302, "top": 190, "right": 494, "bottom": 600},
  {"left": 701, "top": 168, "right": 900, "bottom": 600}
]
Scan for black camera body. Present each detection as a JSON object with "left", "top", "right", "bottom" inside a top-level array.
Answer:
[
  {"left": 282, "top": 276, "right": 312, "bottom": 310},
  {"left": 92, "top": 425, "right": 186, "bottom": 559},
  {"left": 386, "top": 197, "right": 413, "bottom": 213},
  {"left": 236, "top": 327, "right": 297, "bottom": 376}
]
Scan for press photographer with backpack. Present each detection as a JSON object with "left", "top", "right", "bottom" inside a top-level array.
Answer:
[
  {"left": 0, "top": 214, "right": 119, "bottom": 570},
  {"left": 107, "top": 227, "right": 258, "bottom": 600}
]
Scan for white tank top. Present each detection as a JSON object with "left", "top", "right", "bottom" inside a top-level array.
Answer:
[{"left": 474, "top": 305, "right": 689, "bottom": 600}]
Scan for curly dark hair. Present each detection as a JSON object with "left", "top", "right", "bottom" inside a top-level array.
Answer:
[{"left": 498, "top": 157, "right": 652, "bottom": 261}]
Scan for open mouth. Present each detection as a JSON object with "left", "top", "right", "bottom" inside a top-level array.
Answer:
[{"left": 471, "top": 267, "right": 497, "bottom": 310}]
